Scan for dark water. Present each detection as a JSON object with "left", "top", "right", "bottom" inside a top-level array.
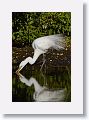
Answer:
[{"left": 12, "top": 65, "right": 71, "bottom": 102}]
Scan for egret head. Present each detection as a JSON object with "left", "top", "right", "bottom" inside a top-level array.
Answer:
[
  {"left": 16, "top": 61, "right": 25, "bottom": 74},
  {"left": 19, "top": 61, "right": 25, "bottom": 71},
  {"left": 16, "top": 57, "right": 33, "bottom": 73},
  {"left": 16, "top": 57, "right": 34, "bottom": 74}
]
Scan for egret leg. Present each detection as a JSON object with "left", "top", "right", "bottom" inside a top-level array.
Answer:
[
  {"left": 40, "top": 71, "right": 47, "bottom": 86},
  {"left": 40, "top": 54, "right": 46, "bottom": 71}
]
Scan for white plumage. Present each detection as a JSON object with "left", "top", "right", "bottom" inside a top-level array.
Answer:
[
  {"left": 32, "top": 34, "right": 65, "bottom": 51},
  {"left": 16, "top": 34, "right": 66, "bottom": 72},
  {"left": 18, "top": 73, "right": 66, "bottom": 102}
]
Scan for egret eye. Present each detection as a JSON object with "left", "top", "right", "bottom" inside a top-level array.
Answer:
[
  {"left": 19, "top": 65, "right": 22, "bottom": 68},
  {"left": 19, "top": 61, "right": 24, "bottom": 69},
  {"left": 19, "top": 63, "right": 21, "bottom": 67}
]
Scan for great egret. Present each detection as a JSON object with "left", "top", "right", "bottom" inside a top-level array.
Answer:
[
  {"left": 17, "top": 72, "right": 66, "bottom": 102},
  {"left": 16, "top": 34, "right": 66, "bottom": 72}
]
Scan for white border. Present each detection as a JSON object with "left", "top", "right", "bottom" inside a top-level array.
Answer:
[{"left": 0, "top": 0, "right": 83, "bottom": 114}]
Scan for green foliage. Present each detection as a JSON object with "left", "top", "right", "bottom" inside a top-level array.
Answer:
[{"left": 12, "top": 12, "right": 71, "bottom": 46}]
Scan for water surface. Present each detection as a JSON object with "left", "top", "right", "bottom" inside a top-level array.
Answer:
[{"left": 12, "top": 65, "right": 71, "bottom": 102}]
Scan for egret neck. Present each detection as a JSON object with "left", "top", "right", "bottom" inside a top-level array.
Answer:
[
  {"left": 29, "top": 78, "right": 43, "bottom": 93},
  {"left": 19, "top": 75, "right": 43, "bottom": 93},
  {"left": 30, "top": 49, "right": 44, "bottom": 65}
]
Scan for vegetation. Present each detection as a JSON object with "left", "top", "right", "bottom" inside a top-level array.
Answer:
[
  {"left": 12, "top": 12, "right": 71, "bottom": 102},
  {"left": 12, "top": 12, "right": 71, "bottom": 47},
  {"left": 12, "top": 65, "right": 71, "bottom": 102}
]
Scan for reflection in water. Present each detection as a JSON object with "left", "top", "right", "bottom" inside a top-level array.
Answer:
[
  {"left": 12, "top": 65, "right": 71, "bottom": 102},
  {"left": 18, "top": 73, "right": 67, "bottom": 102}
]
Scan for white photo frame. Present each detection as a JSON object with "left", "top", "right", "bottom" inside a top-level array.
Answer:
[{"left": 0, "top": 0, "right": 83, "bottom": 114}]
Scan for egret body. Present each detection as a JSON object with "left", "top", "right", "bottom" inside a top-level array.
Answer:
[{"left": 17, "top": 34, "right": 66, "bottom": 72}]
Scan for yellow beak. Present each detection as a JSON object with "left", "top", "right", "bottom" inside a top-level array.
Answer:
[{"left": 16, "top": 67, "right": 22, "bottom": 74}]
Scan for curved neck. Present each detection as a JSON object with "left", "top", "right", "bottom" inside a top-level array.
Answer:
[
  {"left": 19, "top": 74, "right": 43, "bottom": 93},
  {"left": 29, "top": 78, "right": 43, "bottom": 93},
  {"left": 23, "top": 49, "right": 43, "bottom": 65},
  {"left": 31, "top": 49, "right": 43, "bottom": 64}
]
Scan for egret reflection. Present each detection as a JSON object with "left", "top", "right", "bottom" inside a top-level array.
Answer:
[{"left": 17, "top": 72, "right": 67, "bottom": 102}]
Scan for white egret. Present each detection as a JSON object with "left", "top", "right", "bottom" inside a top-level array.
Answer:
[
  {"left": 17, "top": 72, "right": 66, "bottom": 102},
  {"left": 16, "top": 34, "right": 66, "bottom": 72}
]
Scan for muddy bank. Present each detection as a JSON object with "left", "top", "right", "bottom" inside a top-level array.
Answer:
[{"left": 12, "top": 46, "right": 71, "bottom": 67}]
